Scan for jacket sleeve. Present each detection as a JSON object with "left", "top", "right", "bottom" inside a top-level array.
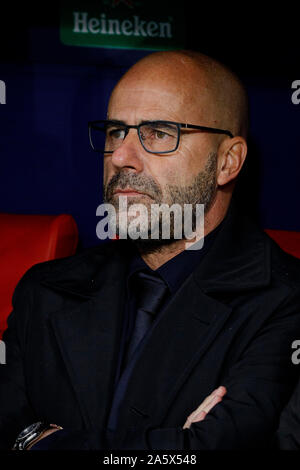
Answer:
[
  {"left": 0, "top": 270, "right": 38, "bottom": 449},
  {"left": 0, "top": 268, "right": 107, "bottom": 451},
  {"left": 114, "top": 286, "right": 300, "bottom": 450},
  {"left": 275, "top": 377, "right": 300, "bottom": 449}
]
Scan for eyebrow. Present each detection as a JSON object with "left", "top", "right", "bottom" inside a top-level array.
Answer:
[
  {"left": 106, "top": 119, "right": 127, "bottom": 126},
  {"left": 106, "top": 119, "right": 176, "bottom": 127},
  {"left": 140, "top": 120, "right": 177, "bottom": 129}
]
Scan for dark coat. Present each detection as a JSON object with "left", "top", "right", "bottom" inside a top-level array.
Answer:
[
  {"left": 1, "top": 203, "right": 300, "bottom": 450},
  {"left": 276, "top": 367, "right": 300, "bottom": 448}
]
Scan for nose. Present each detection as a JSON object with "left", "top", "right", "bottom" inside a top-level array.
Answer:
[{"left": 110, "top": 129, "right": 144, "bottom": 172}]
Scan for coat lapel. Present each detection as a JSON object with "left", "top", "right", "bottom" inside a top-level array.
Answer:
[
  {"left": 115, "top": 275, "right": 232, "bottom": 434},
  {"left": 44, "top": 242, "right": 132, "bottom": 429}
]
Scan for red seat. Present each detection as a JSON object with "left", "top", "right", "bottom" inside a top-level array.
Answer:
[
  {"left": 265, "top": 229, "right": 300, "bottom": 259},
  {"left": 0, "top": 213, "right": 79, "bottom": 338}
]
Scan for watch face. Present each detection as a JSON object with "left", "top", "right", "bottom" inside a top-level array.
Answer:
[{"left": 17, "top": 421, "right": 43, "bottom": 440}]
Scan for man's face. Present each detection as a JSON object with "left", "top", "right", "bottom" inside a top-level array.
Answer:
[{"left": 103, "top": 64, "right": 220, "bottom": 244}]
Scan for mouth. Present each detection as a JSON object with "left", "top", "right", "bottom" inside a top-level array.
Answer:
[{"left": 112, "top": 188, "right": 151, "bottom": 198}]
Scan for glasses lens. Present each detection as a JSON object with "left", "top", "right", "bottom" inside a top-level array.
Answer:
[
  {"left": 139, "top": 122, "right": 178, "bottom": 153},
  {"left": 89, "top": 121, "right": 127, "bottom": 153},
  {"left": 104, "top": 122, "right": 127, "bottom": 153},
  {"left": 89, "top": 122, "right": 106, "bottom": 152}
]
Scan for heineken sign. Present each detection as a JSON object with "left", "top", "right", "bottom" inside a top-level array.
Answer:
[{"left": 60, "top": 1, "right": 185, "bottom": 50}]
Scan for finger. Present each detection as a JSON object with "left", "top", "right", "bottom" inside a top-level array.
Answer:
[
  {"left": 183, "top": 395, "right": 219, "bottom": 429},
  {"left": 200, "top": 387, "right": 226, "bottom": 411},
  {"left": 185, "top": 391, "right": 225, "bottom": 427},
  {"left": 190, "top": 410, "right": 207, "bottom": 423},
  {"left": 188, "top": 396, "right": 221, "bottom": 426},
  {"left": 214, "top": 386, "right": 227, "bottom": 397},
  {"left": 187, "top": 397, "right": 222, "bottom": 428},
  {"left": 182, "top": 410, "right": 206, "bottom": 429},
  {"left": 189, "top": 386, "right": 226, "bottom": 418},
  {"left": 182, "top": 386, "right": 227, "bottom": 429},
  {"left": 190, "top": 387, "right": 222, "bottom": 416},
  {"left": 182, "top": 419, "right": 190, "bottom": 429},
  {"left": 201, "top": 395, "right": 222, "bottom": 414}
]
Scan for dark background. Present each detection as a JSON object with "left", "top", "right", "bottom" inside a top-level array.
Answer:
[{"left": 0, "top": 2, "right": 299, "bottom": 249}]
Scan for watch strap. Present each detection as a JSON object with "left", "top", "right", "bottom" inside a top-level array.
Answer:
[{"left": 13, "top": 422, "right": 63, "bottom": 450}]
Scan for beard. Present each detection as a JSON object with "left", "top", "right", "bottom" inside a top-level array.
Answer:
[{"left": 103, "top": 152, "right": 218, "bottom": 254}]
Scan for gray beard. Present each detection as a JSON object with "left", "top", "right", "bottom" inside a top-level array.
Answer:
[{"left": 103, "top": 152, "right": 218, "bottom": 254}]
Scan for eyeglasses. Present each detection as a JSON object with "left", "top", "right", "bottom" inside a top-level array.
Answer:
[{"left": 88, "top": 119, "right": 233, "bottom": 155}]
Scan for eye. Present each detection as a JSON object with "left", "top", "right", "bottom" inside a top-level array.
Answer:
[
  {"left": 155, "top": 130, "right": 169, "bottom": 139},
  {"left": 149, "top": 123, "right": 177, "bottom": 140},
  {"left": 108, "top": 128, "right": 126, "bottom": 140},
  {"left": 141, "top": 126, "right": 174, "bottom": 140}
]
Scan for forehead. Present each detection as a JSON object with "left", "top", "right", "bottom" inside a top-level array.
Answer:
[
  {"left": 107, "top": 67, "right": 215, "bottom": 123},
  {"left": 108, "top": 80, "right": 184, "bottom": 121}
]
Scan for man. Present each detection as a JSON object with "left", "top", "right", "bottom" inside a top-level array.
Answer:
[{"left": 1, "top": 50, "right": 300, "bottom": 450}]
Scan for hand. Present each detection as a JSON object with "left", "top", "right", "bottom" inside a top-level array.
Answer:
[{"left": 182, "top": 386, "right": 227, "bottom": 429}]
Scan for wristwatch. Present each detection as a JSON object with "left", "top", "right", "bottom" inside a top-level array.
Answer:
[{"left": 13, "top": 421, "right": 62, "bottom": 450}]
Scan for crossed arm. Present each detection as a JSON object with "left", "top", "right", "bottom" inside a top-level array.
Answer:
[
  {"left": 2, "top": 270, "right": 300, "bottom": 450},
  {"left": 27, "top": 386, "right": 227, "bottom": 449}
]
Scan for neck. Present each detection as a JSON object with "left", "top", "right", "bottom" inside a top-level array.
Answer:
[
  {"left": 139, "top": 239, "right": 188, "bottom": 270},
  {"left": 140, "top": 197, "right": 229, "bottom": 270}
]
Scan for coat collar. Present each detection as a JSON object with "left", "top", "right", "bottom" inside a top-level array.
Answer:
[
  {"left": 193, "top": 200, "right": 271, "bottom": 294},
  {"left": 40, "top": 240, "right": 134, "bottom": 298}
]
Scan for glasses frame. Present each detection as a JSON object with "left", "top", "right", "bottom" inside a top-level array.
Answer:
[{"left": 88, "top": 119, "right": 234, "bottom": 155}]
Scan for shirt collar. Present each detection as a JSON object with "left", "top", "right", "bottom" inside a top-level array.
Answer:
[{"left": 127, "top": 217, "right": 225, "bottom": 294}]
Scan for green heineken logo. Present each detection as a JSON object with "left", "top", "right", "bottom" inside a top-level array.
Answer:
[
  {"left": 106, "top": 0, "right": 136, "bottom": 7},
  {"left": 60, "top": 1, "right": 185, "bottom": 50}
]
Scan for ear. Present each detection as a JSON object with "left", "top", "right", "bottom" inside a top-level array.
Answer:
[{"left": 217, "top": 137, "right": 247, "bottom": 186}]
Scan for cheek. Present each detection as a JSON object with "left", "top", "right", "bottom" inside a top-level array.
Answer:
[
  {"left": 176, "top": 139, "right": 217, "bottom": 185},
  {"left": 103, "top": 158, "right": 113, "bottom": 185},
  {"left": 158, "top": 147, "right": 201, "bottom": 187},
  {"left": 149, "top": 153, "right": 192, "bottom": 191}
]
